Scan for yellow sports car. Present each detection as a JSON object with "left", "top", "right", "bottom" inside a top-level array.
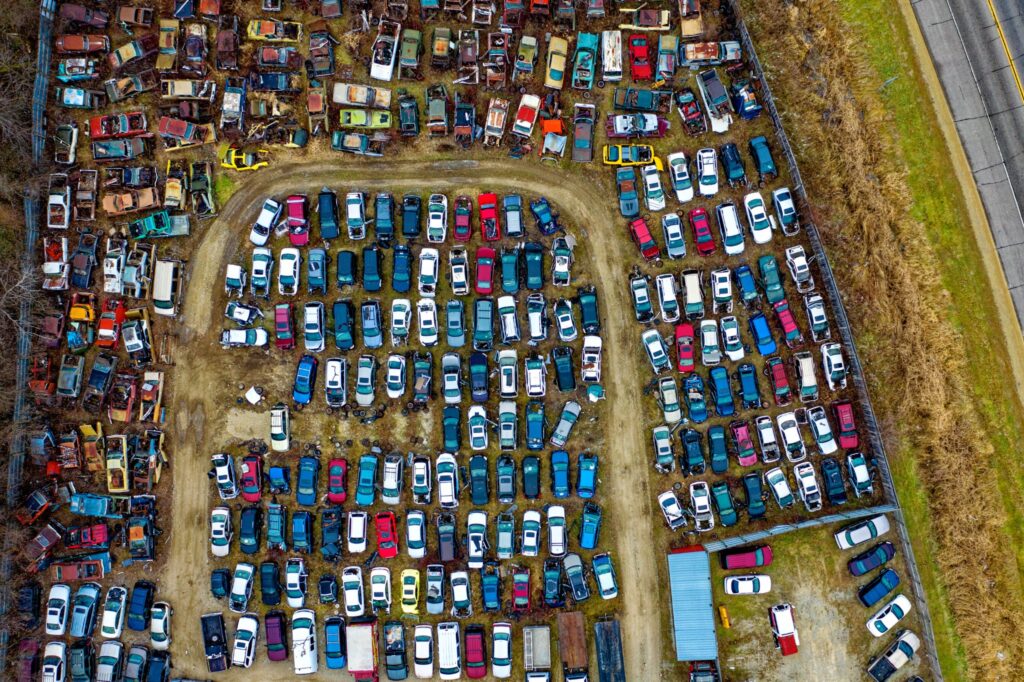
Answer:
[{"left": 220, "top": 145, "right": 270, "bottom": 172}]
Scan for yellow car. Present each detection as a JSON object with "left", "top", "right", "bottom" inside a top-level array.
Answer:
[
  {"left": 602, "top": 143, "right": 663, "bottom": 170},
  {"left": 246, "top": 19, "right": 302, "bottom": 42},
  {"left": 400, "top": 569, "right": 420, "bottom": 615},
  {"left": 220, "top": 145, "right": 270, "bottom": 172},
  {"left": 544, "top": 36, "right": 569, "bottom": 90},
  {"left": 338, "top": 109, "right": 393, "bottom": 130}
]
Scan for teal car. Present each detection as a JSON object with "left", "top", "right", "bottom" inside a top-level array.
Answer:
[{"left": 355, "top": 454, "right": 378, "bottom": 506}]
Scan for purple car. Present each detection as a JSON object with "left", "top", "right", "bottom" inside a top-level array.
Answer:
[{"left": 265, "top": 611, "right": 289, "bottom": 662}]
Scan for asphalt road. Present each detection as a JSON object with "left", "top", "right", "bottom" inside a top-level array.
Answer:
[{"left": 911, "top": 0, "right": 1024, "bottom": 324}]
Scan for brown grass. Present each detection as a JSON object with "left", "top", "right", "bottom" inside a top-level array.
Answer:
[{"left": 742, "top": 0, "right": 1024, "bottom": 677}]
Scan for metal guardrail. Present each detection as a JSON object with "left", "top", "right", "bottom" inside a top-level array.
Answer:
[
  {"left": 703, "top": 504, "right": 898, "bottom": 552},
  {"left": 728, "top": 4, "right": 944, "bottom": 677}
]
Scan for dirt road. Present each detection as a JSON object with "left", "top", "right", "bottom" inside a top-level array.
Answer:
[{"left": 164, "top": 160, "right": 666, "bottom": 679}]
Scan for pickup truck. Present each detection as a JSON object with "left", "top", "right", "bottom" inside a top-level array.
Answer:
[
  {"left": 201, "top": 612, "right": 229, "bottom": 672},
  {"left": 866, "top": 630, "right": 920, "bottom": 681}
]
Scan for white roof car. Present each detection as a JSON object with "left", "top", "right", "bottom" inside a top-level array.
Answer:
[
  {"left": 285, "top": 558, "right": 308, "bottom": 608},
  {"left": 413, "top": 624, "right": 435, "bottom": 678},
  {"left": 382, "top": 454, "right": 403, "bottom": 504},
  {"left": 867, "top": 595, "right": 912, "bottom": 638},
  {"left": 527, "top": 293, "right": 548, "bottom": 341},
  {"left": 764, "top": 467, "right": 795, "bottom": 508},
  {"left": 270, "top": 402, "right": 290, "bottom": 452},
  {"left": 100, "top": 586, "right": 127, "bottom": 639},
  {"left": 776, "top": 412, "right": 807, "bottom": 462},
  {"left": 231, "top": 613, "right": 259, "bottom": 668},
  {"left": 641, "top": 328, "right": 670, "bottom": 372},
  {"left": 492, "top": 622, "right": 513, "bottom": 678},
  {"left": 755, "top": 415, "right": 781, "bottom": 463},
  {"left": 657, "top": 490, "right": 686, "bottom": 529},
  {"left": 785, "top": 244, "right": 814, "bottom": 290},
  {"left": 466, "top": 511, "right": 488, "bottom": 569},
  {"left": 407, "top": 510, "right": 427, "bottom": 559},
  {"left": 521, "top": 510, "right": 542, "bottom": 557},
  {"left": 498, "top": 295, "right": 521, "bottom": 343},
  {"left": 346, "top": 192, "right": 367, "bottom": 239},
  {"left": 869, "top": 629, "right": 920, "bottom": 673},
  {"left": 690, "top": 481, "right": 715, "bottom": 532},
  {"left": 391, "top": 298, "right": 412, "bottom": 343},
  {"left": 291, "top": 609, "right": 319, "bottom": 675},
  {"left": 249, "top": 197, "right": 282, "bottom": 246},
  {"left": 724, "top": 575, "right": 772, "bottom": 595},
  {"left": 655, "top": 273, "right": 680, "bottom": 323},
  {"left": 149, "top": 602, "right": 172, "bottom": 651},
  {"left": 427, "top": 193, "right": 448, "bottom": 243},
  {"left": 41, "top": 641, "right": 67, "bottom": 682},
  {"left": 720, "top": 316, "right": 744, "bottom": 362},
  {"left": 497, "top": 349, "right": 518, "bottom": 397},
  {"left": 436, "top": 453, "right": 459, "bottom": 508},
  {"left": 211, "top": 453, "right": 239, "bottom": 500},
  {"left": 718, "top": 202, "right": 745, "bottom": 256},
  {"left": 450, "top": 571, "right": 472, "bottom": 617},
  {"left": 46, "top": 583, "right": 72, "bottom": 636},
  {"left": 835, "top": 515, "right": 890, "bottom": 550},
  {"left": 807, "top": 405, "right": 838, "bottom": 454},
  {"left": 370, "top": 566, "right": 392, "bottom": 612},
  {"left": 325, "top": 358, "right": 347, "bottom": 408},
  {"left": 525, "top": 356, "right": 546, "bottom": 397},
  {"left": 772, "top": 187, "right": 798, "bottom": 231},
  {"left": 210, "top": 506, "right": 233, "bottom": 557},
  {"left": 251, "top": 247, "right": 273, "bottom": 296},
  {"left": 794, "top": 461, "right": 823, "bottom": 512},
  {"left": 581, "top": 335, "right": 603, "bottom": 384},
  {"left": 303, "top": 301, "right": 325, "bottom": 352},
  {"left": 658, "top": 376, "right": 682, "bottom": 423},
  {"left": 547, "top": 505, "right": 567, "bottom": 557},
  {"left": 347, "top": 511, "right": 369, "bottom": 553},
  {"left": 699, "top": 319, "right": 721, "bottom": 366},
  {"left": 822, "top": 342, "right": 847, "bottom": 390},
  {"left": 355, "top": 355, "right": 377, "bottom": 407},
  {"left": 641, "top": 163, "right": 666, "bottom": 211},
  {"left": 449, "top": 246, "right": 469, "bottom": 295},
  {"left": 229, "top": 563, "right": 256, "bottom": 613},
  {"left": 417, "top": 299, "right": 439, "bottom": 346},
  {"left": 662, "top": 213, "right": 686, "bottom": 259},
  {"left": 553, "top": 299, "right": 578, "bottom": 342},
  {"left": 418, "top": 248, "right": 440, "bottom": 297},
  {"left": 342, "top": 566, "right": 365, "bottom": 617},
  {"left": 468, "top": 405, "right": 489, "bottom": 451},
  {"left": 220, "top": 327, "right": 269, "bottom": 348},
  {"left": 710, "top": 268, "right": 732, "bottom": 313},
  {"left": 744, "top": 191, "right": 774, "bottom": 244},
  {"left": 696, "top": 148, "right": 719, "bottom": 197},
  {"left": 667, "top": 151, "right": 694, "bottom": 203},
  {"left": 278, "top": 247, "right": 301, "bottom": 296},
  {"left": 442, "top": 353, "right": 462, "bottom": 404},
  {"left": 385, "top": 353, "right": 408, "bottom": 400}
]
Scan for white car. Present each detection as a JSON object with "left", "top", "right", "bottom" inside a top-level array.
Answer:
[
  {"left": 370, "top": 566, "right": 392, "bottom": 612},
  {"left": 696, "top": 148, "right": 719, "bottom": 197},
  {"left": 785, "top": 244, "right": 814, "bottom": 291},
  {"left": 467, "top": 405, "right": 489, "bottom": 451},
  {"left": 497, "top": 349, "right": 518, "bottom": 397},
  {"left": 303, "top": 301, "right": 325, "bottom": 352},
  {"left": 718, "top": 203, "right": 745, "bottom": 256},
  {"left": 773, "top": 187, "right": 799, "bottom": 233},
  {"left": 744, "top": 191, "right": 774, "bottom": 244},
  {"left": 355, "top": 355, "right": 377, "bottom": 407},
  {"left": 441, "top": 353, "right": 462, "bottom": 404},
  {"left": 662, "top": 213, "right": 686, "bottom": 259},
  {"left": 381, "top": 454, "right": 403, "bottom": 504},
  {"left": 210, "top": 506, "right": 233, "bottom": 557},
  {"left": 724, "top": 575, "right": 772, "bottom": 595},
  {"left": 521, "top": 510, "right": 542, "bottom": 557},
  {"left": 220, "top": 327, "right": 269, "bottom": 348},
  {"left": 229, "top": 563, "right": 256, "bottom": 614},
  {"left": 835, "top": 515, "right": 891, "bottom": 550},
  {"left": 270, "top": 403, "right": 290, "bottom": 452},
  {"left": 418, "top": 248, "right": 440, "bottom": 297},
  {"left": 794, "top": 461, "right": 823, "bottom": 512},
  {"left": 250, "top": 247, "right": 274, "bottom": 296},
  {"left": 776, "top": 412, "right": 806, "bottom": 462},
  {"left": 821, "top": 342, "right": 847, "bottom": 390},
  {"left": 41, "top": 641, "right": 67, "bottom": 682},
  {"left": 342, "top": 566, "right": 365, "bottom": 617},
  {"left": 525, "top": 356, "right": 546, "bottom": 397},
  {"left": 285, "top": 558, "right": 308, "bottom": 608},
  {"left": 657, "top": 489, "right": 686, "bottom": 529},
  {"left": 346, "top": 192, "right": 367, "bottom": 239},
  {"left": 436, "top": 453, "right": 459, "bottom": 508},
  {"left": 466, "top": 511, "right": 488, "bottom": 569},
  {"left": 867, "top": 595, "right": 912, "bottom": 638},
  {"left": 655, "top": 273, "right": 680, "bottom": 323},
  {"left": 547, "top": 505, "right": 567, "bottom": 557},
  {"left": 641, "top": 164, "right": 666, "bottom": 211},
  {"left": 450, "top": 571, "right": 472, "bottom": 617},
  {"left": 385, "top": 353, "right": 408, "bottom": 399},
  {"left": 278, "top": 247, "right": 301, "bottom": 295},
  {"left": 764, "top": 467, "right": 795, "bottom": 508},
  {"left": 666, "top": 152, "right": 694, "bottom": 203},
  {"left": 46, "top": 583, "right": 72, "bottom": 636},
  {"left": 100, "top": 586, "right": 127, "bottom": 639},
  {"left": 699, "top": 319, "right": 721, "bottom": 366},
  {"left": 413, "top": 623, "right": 434, "bottom": 678},
  {"left": 406, "top": 510, "right": 427, "bottom": 559},
  {"left": 347, "top": 511, "right": 369, "bottom": 553},
  {"left": 291, "top": 609, "right": 319, "bottom": 675},
  {"left": 658, "top": 376, "right": 682, "bottom": 423},
  {"left": 232, "top": 613, "right": 259, "bottom": 668},
  {"left": 641, "top": 328, "right": 670, "bottom": 372},
  {"left": 427, "top": 193, "right": 448, "bottom": 243},
  {"left": 417, "top": 299, "right": 439, "bottom": 346},
  {"left": 807, "top": 405, "right": 838, "bottom": 454},
  {"left": 755, "top": 416, "right": 781, "bottom": 463},
  {"left": 249, "top": 197, "right": 282, "bottom": 246},
  {"left": 720, "top": 316, "right": 744, "bottom": 362},
  {"left": 581, "top": 335, "right": 603, "bottom": 384},
  {"left": 324, "top": 358, "right": 347, "bottom": 408},
  {"left": 391, "top": 298, "right": 412, "bottom": 344},
  {"left": 492, "top": 622, "right": 513, "bottom": 678},
  {"left": 449, "top": 246, "right": 469, "bottom": 295},
  {"left": 553, "top": 299, "right": 578, "bottom": 342},
  {"left": 149, "top": 601, "right": 172, "bottom": 651},
  {"left": 211, "top": 453, "right": 239, "bottom": 500},
  {"left": 690, "top": 481, "right": 715, "bottom": 532},
  {"left": 710, "top": 268, "right": 732, "bottom": 313}
]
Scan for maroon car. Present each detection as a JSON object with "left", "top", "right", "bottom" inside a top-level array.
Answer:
[
  {"left": 832, "top": 401, "right": 859, "bottom": 450},
  {"left": 56, "top": 34, "right": 111, "bottom": 54},
  {"left": 464, "top": 624, "right": 488, "bottom": 679},
  {"left": 274, "top": 303, "right": 295, "bottom": 350},
  {"left": 265, "top": 610, "right": 289, "bottom": 662},
  {"left": 239, "top": 455, "right": 263, "bottom": 503},
  {"left": 16, "top": 641, "right": 39, "bottom": 682}
]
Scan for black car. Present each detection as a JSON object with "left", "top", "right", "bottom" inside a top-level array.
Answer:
[
  {"left": 336, "top": 250, "right": 357, "bottom": 288},
  {"left": 522, "top": 456, "right": 540, "bottom": 499},
  {"left": 211, "top": 568, "right": 231, "bottom": 599},
  {"left": 742, "top": 472, "right": 767, "bottom": 520},
  {"left": 720, "top": 142, "right": 746, "bottom": 186},
  {"left": 260, "top": 561, "right": 281, "bottom": 606},
  {"left": 401, "top": 193, "right": 421, "bottom": 237},
  {"left": 239, "top": 505, "right": 264, "bottom": 555},
  {"left": 681, "top": 429, "right": 705, "bottom": 475},
  {"left": 551, "top": 346, "right": 575, "bottom": 392},
  {"left": 436, "top": 512, "right": 457, "bottom": 563},
  {"left": 469, "top": 455, "right": 489, "bottom": 506},
  {"left": 332, "top": 300, "right": 356, "bottom": 351},
  {"left": 496, "top": 456, "right": 516, "bottom": 503},
  {"left": 17, "top": 581, "right": 41, "bottom": 629},
  {"left": 820, "top": 457, "right": 848, "bottom": 505},
  {"left": 543, "top": 558, "right": 565, "bottom": 607},
  {"left": 318, "top": 574, "right": 338, "bottom": 604},
  {"left": 69, "top": 639, "right": 95, "bottom": 682},
  {"left": 147, "top": 650, "right": 171, "bottom": 682},
  {"left": 468, "top": 352, "right": 488, "bottom": 403}
]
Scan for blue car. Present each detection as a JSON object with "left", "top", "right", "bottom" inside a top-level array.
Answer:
[
  {"left": 442, "top": 406, "right": 461, "bottom": 451},
  {"left": 296, "top": 456, "right": 320, "bottom": 506},
  {"left": 579, "top": 502, "right": 602, "bottom": 550},
  {"left": 324, "top": 616, "right": 347, "bottom": 669},
  {"left": 392, "top": 245, "right": 412, "bottom": 293},
  {"left": 307, "top": 248, "right": 328, "bottom": 294},
  {"left": 292, "top": 510, "right": 313, "bottom": 552},
  {"left": 709, "top": 366, "right": 735, "bottom": 417},
  {"left": 374, "top": 193, "right": 395, "bottom": 245},
  {"left": 362, "top": 246, "right": 382, "bottom": 292},
  {"left": 550, "top": 450, "right": 570, "bottom": 498},
  {"left": 446, "top": 300, "right": 466, "bottom": 347},
  {"left": 684, "top": 374, "right": 708, "bottom": 423},
  {"left": 748, "top": 312, "right": 777, "bottom": 355},
  {"left": 530, "top": 196, "right": 561, "bottom": 235},
  {"left": 336, "top": 250, "right": 357, "bottom": 287},
  {"left": 576, "top": 452, "right": 598, "bottom": 499},
  {"left": 525, "top": 400, "right": 546, "bottom": 450},
  {"left": 355, "top": 454, "right": 378, "bottom": 506},
  {"left": 733, "top": 264, "right": 759, "bottom": 306},
  {"left": 292, "top": 355, "right": 318, "bottom": 404},
  {"left": 361, "top": 301, "right": 383, "bottom": 349},
  {"left": 708, "top": 425, "right": 729, "bottom": 474}
]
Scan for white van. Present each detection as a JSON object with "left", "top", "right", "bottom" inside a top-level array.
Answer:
[
  {"left": 681, "top": 269, "right": 704, "bottom": 320},
  {"left": 527, "top": 293, "right": 548, "bottom": 342},
  {"left": 601, "top": 30, "right": 623, "bottom": 82},
  {"left": 152, "top": 258, "right": 182, "bottom": 317},
  {"left": 437, "top": 622, "right": 462, "bottom": 680},
  {"left": 655, "top": 273, "right": 680, "bottom": 323},
  {"left": 794, "top": 351, "right": 819, "bottom": 402},
  {"left": 291, "top": 609, "right": 318, "bottom": 675},
  {"left": 497, "top": 295, "right": 521, "bottom": 344},
  {"left": 716, "top": 202, "right": 745, "bottom": 256}
]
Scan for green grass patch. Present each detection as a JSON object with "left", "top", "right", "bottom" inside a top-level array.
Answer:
[{"left": 214, "top": 173, "right": 238, "bottom": 208}]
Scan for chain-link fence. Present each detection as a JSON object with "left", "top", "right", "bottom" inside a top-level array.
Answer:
[
  {"left": 727, "top": 3, "right": 943, "bottom": 677},
  {"left": 703, "top": 504, "right": 899, "bottom": 553}
]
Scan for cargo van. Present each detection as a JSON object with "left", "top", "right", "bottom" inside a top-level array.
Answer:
[
  {"left": 436, "top": 622, "right": 461, "bottom": 680},
  {"left": 601, "top": 31, "right": 623, "bottom": 82},
  {"left": 793, "top": 351, "right": 818, "bottom": 402},
  {"left": 151, "top": 259, "right": 182, "bottom": 317},
  {"left": 681, "top": 269, "right": 704, "bottom": 320}
]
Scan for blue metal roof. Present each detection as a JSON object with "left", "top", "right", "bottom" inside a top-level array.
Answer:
[{"left": 667, "top": 548, "right": 719, "bottom": 662}]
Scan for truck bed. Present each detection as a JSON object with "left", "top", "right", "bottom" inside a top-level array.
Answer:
[{"left": 557, "top": 611, "right": 589, "bottom": 672}]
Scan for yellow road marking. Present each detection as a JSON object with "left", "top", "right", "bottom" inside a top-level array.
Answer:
[{"left": 988, "top": 0, "right": 1024, "bottom": 104}]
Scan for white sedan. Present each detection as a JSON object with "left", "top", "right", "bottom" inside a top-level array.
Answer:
[
  {"left": 210, "top": 506, "right": 233, "bottom": 557},
  {"left": 150, "top": 602, "right": 172, "bottom": 651},
  {"left": 249, "top": 197, "right": 281, "bottom": 246},
  {"left": 427, "top": 194, "right": 448, "bottom": 243},
  {"left": 744, "top": 192, "right": 774, "bottom": 244},
  {"left": 521, "top": 510, "right": 542, "bottom": 557},
  {"left": 666, "top": 152, "right": 694, "bottom": 203},
  {"left": 724, "top": 575, "right": 772, "bottom": 595},
  {"left": 45, "top": 584, "right": 72, "bottom": 636},
  {"left": 347, "top": 511, "right": 368, "bottom": 554},
  {"left": 696, "top": 148, "right": 719, "bottom": 197},
  {"left": 657, "top": 490, "right": 686, "bottom": 530},
  {"left": 342, "top": 566, "right": 365, "bottom": 617},
  {"left": 867, "top": 595, "right": 912, "bottom": 637},
  {"left": 417, "top": 299, "right": 439, "bottom": 346},
  {"left": 277, "top": 247, "right": 300, "bottom": 296},
  {"left": 100, "top": 586, "right": 127, "bottom": 639},
  {"left": 641, "top": 164, "right": 666, "bottom": 211},
  {"left": 418, "top": 248, "right": 440, "bottom": 297},
  {"left": 231, "top": 613, "right": 259, "bottom": 668},
  {"left": 547, "top": 505, "right": 567, "bottom": 557}
]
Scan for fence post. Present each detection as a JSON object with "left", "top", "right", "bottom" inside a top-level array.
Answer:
[{"left": 727, "top": 3, "right": 944, "bottom": 678}]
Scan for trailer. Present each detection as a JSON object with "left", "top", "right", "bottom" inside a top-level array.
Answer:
[
  {"left": 523, "top": 624, "right": 552, "bottom": 680},
  {"left": 557, "top": 612, "right": 590, "bottom": 680},
  {"left": 594, "top": 620, "right": 626, "bottom": 682},
  {"left": 346, "top": 619, "right": 379, "bottom": 682}
]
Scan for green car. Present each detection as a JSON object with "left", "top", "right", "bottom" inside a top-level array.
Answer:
[
  {"left": 757, "top": 255, "right": 785, "bottom": 305},
  {"left": 711, "top": 481, "right": 738, "bottom": 527},
  {"left": 742, "top": 472, "right": 767, "bottom": 519}
]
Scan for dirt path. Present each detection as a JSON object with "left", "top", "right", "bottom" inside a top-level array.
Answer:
[{"left": 164, "top": 160, "right": 664, "bottom": 679}]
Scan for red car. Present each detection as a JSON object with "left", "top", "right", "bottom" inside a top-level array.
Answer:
[
  {"left": 832, "top": 401, "right": 859, "bottom": 450},
  {"left": 264, "top": 611, "right": 288, "bottom": 662},
  {"left": 720, "top": 543, "right": 773, "bottom": 570},
  {"left": 478, "top": 192, "right": 502, "bottom": 241},
  {"left": 772, "top": 299, "right": 802, "bottom": 348},
  {"left": 512, "top": 567, "right": 531, "bottom": 613},
  {"left": 274, "top": 303, "right": 295, "bottom": 350},
  {"left": 375, "top": 511, "right": 399, "bottom": 558},
  {"left": 464, "top": 624, "right": 488, "bottom": 679},
  {"left": 453, "top": 195, "right": 473, "bottom": 241},
  {"left": 475, "top": 247, "right": 496, "bottom": 294},
  {"left": 628, "top": 217, "right": 660, "bottom": 261},
  {"left": 327, "top": 458, "right": 348, "bottom": 503},
  {"left": 689, "top": 207, "right": 717, "bottom": 256},
  {"left": 730, "top": 421, "right": 758, "bottom": 466},
  {"left": 96, "top": 299, "right": 125, "bottom": 348},
  {"left": 286, "top": 194, "right": 309, "bottom": 246},
  {"left": 239, "top": 455, "right": 263, "bottom": 502},
  {"left": 55, "top": 34, "right": 110, "bottom": 54},
  {"left": 674, "top": 323, "right": 695, "bottom": 373},
  {"left": 628, "top": 34, "right": 652, "bottom": 81},
  {"left": 765, "top": 356, "right": 792, "bottom": 406}
]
